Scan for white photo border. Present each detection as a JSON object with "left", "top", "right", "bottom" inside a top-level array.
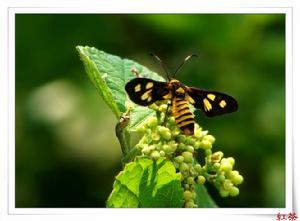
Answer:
[{"left": 0, "top": 1, "right": 295, "bottom": 220}]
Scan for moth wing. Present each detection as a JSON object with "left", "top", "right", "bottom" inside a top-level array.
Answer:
[
  {"left": 187, "top": 87, "right": 238, "bottom": 117},
  {"left": 125, "top": 78, "right": 171, "bottom": 106}
]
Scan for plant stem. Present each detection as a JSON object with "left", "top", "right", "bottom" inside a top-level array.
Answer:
[{"left": 115, "top": 113, "right": 131, "bottom": 156}]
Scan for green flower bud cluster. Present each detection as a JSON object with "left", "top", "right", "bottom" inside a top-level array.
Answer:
[
  {"left": 205, "top": 152, "right": 244, "bottom": 197},
  {"left": 134, "top": 102, "right": 243, "bottom": 207}
]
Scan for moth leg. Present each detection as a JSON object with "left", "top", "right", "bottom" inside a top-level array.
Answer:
[
  {"left": 162, "top": 101, "right": 171, "bottom": 126},
  {"left": 130, "top": 67, "right": 141, "bottom": 78}
]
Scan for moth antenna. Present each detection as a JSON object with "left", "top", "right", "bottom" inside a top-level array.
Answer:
[
  {"left": 149, "top": 53, "right": 171, "bottom": 80},
  {"left": 173, "top": 54, "right": 198, "bottom": 78}
]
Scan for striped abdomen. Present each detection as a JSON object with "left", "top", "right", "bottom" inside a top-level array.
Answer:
[{"left": 172, "top": 97, "right": 195, "bottom": 135}]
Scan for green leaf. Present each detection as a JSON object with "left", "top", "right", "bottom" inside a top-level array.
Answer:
[
  {"left": 194, "top": 184, "right": 218, "bottom": 208},
  {"left": 107, "top": 157, "right": 184, "bottom": 208},
  {"left": 76, "top": 46, "right": 165, "bottom": 130}
]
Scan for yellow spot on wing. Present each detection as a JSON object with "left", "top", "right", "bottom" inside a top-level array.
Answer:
[
  {"left": 176, "top": 87, "right": 185, "bottom": 94},
  {"left": 219, "top": 100, "right": 227, "bottom": 108},
  {"left": 134, "top": 84, "right": 141, "bottom": 92},
  {"left": 163, "top": 93, "right": 172, "bottom": 99},
  {"left": 141, "top": 90, "right": 152, "bottom": 100},
  {"left": 187, "top": 95, "right": 195, "bottom": 104},
  {"left": 146, "top": 82, "right": 154, "bottom": 89},
  {"left": 203, "top": 98, "right": 212, "bottom": 111},
  {"left": 207, "top": 94, "right": 216, "bottom": 101}
]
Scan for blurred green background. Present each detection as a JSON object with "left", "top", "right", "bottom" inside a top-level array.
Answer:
[{"left": 16, "top": 14, "right": 285, "bottom": 208}]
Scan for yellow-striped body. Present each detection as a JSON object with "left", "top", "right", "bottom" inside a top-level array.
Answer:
[{"left": 172, "top": 97, "right": 194, "bottom": 136}]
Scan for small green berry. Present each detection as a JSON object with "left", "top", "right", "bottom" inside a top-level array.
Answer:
[
  {"left": 142, "top": 146, "right": 151, "bottom": 155},
  {"left": 183, "top": 190, "right": 193, "bottom": 200},
  {"left": 182, "top": 151, "right": 193, "bottom": 163},
  {"left": 185, "top": 201, "right": 195, "bottom": 208},
  {"left": 203, "top": 135, "right": 216, "bottom": 144},
  {"left": 232, "top": 174, "right": 244, "bottom": 185},
  {"left": 149, "top": 103, "right": 158, "bottom": 110},
  {"left": 147, "top": 117, "right": 157, "bottom": 128},
  {"left": 187, "top": 177, "right": 195, "bottom": 185},
  {"left": 163, "top": 144, "right": 173, "bottom": 154},
  {"left": 151, "top": 133, "right": 160, "bottom": 141},
  {"left": 159, "top": 150, "right": 165, "bottom": 157},
  {"left": 157, "top": 126, "right": 171, "bottom": 140},
  {"left": 194, "top": 164, "right": 202, "bottom": 173},
  {"left": 199, "top": 140, "right": 212, "bottom": 149},
  {"left": 205, "top": 149, "right": 212, "bottom": 156},
  {"left": 220, "top": 189, "right": 229, "bottom": 197},
  {"left": 168, "top": 116, "right": 176, "bottom": 125},
  {"left": 194, "top": 130, "right": 202, "bottom": 139},
  {"left": 150, "top": 151, "right": 160, "bottom": 160},
  {"left": 180, "top": 162, "right": 189, "bottom": 172},
  {"left": 216, "top": 174, "right": 226, "bottom": 183},
  {"left": 174, "top": 156, "right": 184, "bottom": 163},
  {"left": 186, "top": 137, "right": 195, "bottom": 146},
  {"left": 229, "top": 186, "right": 239, "bottom": 197},
  {"left": 197, "top": 175, "right": 206, "bottom": 184},
  {"left": 177, "top": 135, "right": 186, "bottom": 143},
  {"left": 185, "top": 145, "right": 194, "bottom": 153},
  {"left": 136, "top": 125, "right": 146, "bottom": 133},
  {"left": 158, "top": 104, "right": 168, "bottom": 112},
  {"left": 213, "top": 162, "right": 221, "bottom": 170},
  {"left": 220, "top": 161, "right": 233, "bottom": 172},
  {"left": 227, "top": 157, "right": 235, "bottom": 166},
  {"left": 223, "top": 179, "right": 233, "bottom": 191}
]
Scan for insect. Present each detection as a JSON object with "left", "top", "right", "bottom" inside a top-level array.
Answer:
[{"left": 125, "top": 54, "right": 238, "bottom": 136}]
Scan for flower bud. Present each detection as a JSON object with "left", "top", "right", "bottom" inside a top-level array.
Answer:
[
  {"left": 199, "top": 140, "right": 212, "bottom": 149},
  {"left": 150, "top": 150, "right": 160, "bottom": 160},
  {"left": 227, "top": 157, "right": 235, "bottom": 166},
  {"left": 232, "top": 174, "right": 244, "bottom": 185},
  {"left": 229, "top": 186, "right": 239, "bottom": 197},
  {"left": 219, "top": 189, "right": 229, "bottom": 197},
  {"left": 174, "top": 156, "right": 184, "bottom": 163},
  {"left": 151, "top": 133, "right": 160, "bottom": 141},
  {"left": 185, "top": 201, "right": 195, "bottom": 208},
  {"left": 213, "top": 162, "right": 221, "bottom": 170},
  {"left": 223, "top": 179, "right": 233, "bottom": 191},
  {"left": 163, "top": 144, "right": 173, "bottom": 154},
  {"left": 183, "top": 190, "right": 193, "bottom": 200},
  {"left": 180, "top": 162, "right": 189, "bottom": 172},
  {"left": 168, "top": 117, "right": 176, "bottom": 125},
  {"left": 197, "top": 175, "right": 206, "bottom": 184},
  {"left": 210, "top": 151, "right": 223, "bottom": 162},
  {"left": 220, "top": 161, "right": 233, "bottom": 172},
  {"left": 157, "top": 126, "right": 171, "bottom": 140},
  {"left": 185, "top": 145, "right": 194, "bottom": 153},
  {"left": 158, "top": 104, "right": 168, "bottom": 112},
  {"left": 205, "top": 149, "right": 212, "bottom": 156},
  {"left": 203, "top": 135, "right": 215, "bottom": 144},
  {"left": 216, "top": 174, "right": 225, "bottom": 183},
  {"left": 149, "top": 103, "right": 158, "bottom": 110},
  {"left": 147, "top": 117, "right": 157, "bottom": 128},
  {"left": 142, "top": 146, "right": 151, "bottom": 155},
  {"left": 136, "top": 125, "right": 146, "bottom": 133},
  {"left": 187, "top": 177, "right": 195, "bottom": 185},
  {"left": 159, "top": 150, "right": 165, "bottom": 157},
  {"left": 182, "top": 151, "right": 193, "bottom": 163},
  {"left": 186, "top": 137, "right": 196, "bottom": 146},
  {"left": 194, "top": 164, "right": 202, "bottom": 173},
  {"left": 177, "top": 135, "right": 186, "bottom": 143}
]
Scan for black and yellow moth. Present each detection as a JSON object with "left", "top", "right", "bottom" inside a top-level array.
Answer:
[{"left": 125, "top": 54, "right": 238, "bottom": 136}]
